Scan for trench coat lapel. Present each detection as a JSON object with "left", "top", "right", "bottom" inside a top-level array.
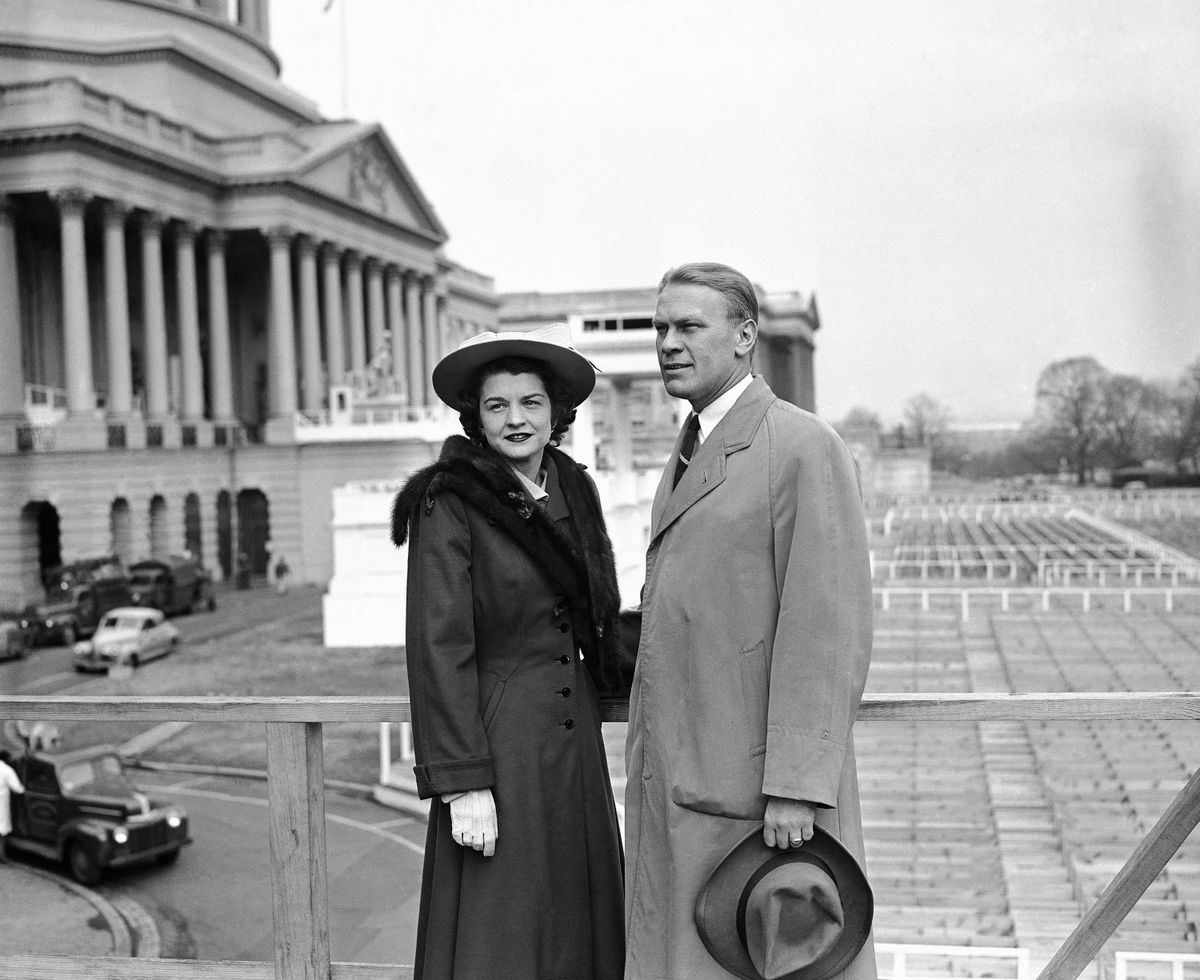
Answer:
[{"left": 651, "top": 377, "right": 774, "bottom": 542}]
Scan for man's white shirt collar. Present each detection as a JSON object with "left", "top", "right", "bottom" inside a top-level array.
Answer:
[{"left": 695, "top": 373, "right": 754, "bottom": 444}]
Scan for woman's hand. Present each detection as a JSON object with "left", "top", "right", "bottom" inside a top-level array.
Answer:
[{"left": 447, "top": 788, "right": 498, "bottom": 857}]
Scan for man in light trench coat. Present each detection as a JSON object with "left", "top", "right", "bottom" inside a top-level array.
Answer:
[{"left": 624, "top": 261, "right": 875, "bottom": 979}]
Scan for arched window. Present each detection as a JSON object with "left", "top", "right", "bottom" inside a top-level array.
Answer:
[{"left": 110, "top": 498, "right": 133, "bottom": 567}]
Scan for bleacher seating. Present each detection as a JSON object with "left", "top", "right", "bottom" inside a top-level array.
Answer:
[{"left": 854, "top": 494, "right": 1200, "bottom": 975}]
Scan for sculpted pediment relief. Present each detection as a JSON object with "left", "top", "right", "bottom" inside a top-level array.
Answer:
[{"left": 300, "top": 133, "right": 441, "bottom": 236}]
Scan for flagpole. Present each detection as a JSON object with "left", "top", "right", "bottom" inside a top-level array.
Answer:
[{"left": 323, "top": 0, "right": 350, "bottom": 117}]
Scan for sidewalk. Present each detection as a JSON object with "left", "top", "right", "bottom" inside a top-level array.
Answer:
[{"left": 0, "top": 861, "right": 132, "bottom": 956}]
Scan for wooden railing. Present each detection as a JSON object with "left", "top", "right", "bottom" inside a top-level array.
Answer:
[{"left": 0, "top": 692, "right": 1197, "bottom": 980}]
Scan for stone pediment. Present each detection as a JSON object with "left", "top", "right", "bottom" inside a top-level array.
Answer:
[{"left": 297, "top": 126, "right": 446, "bottom": 240}]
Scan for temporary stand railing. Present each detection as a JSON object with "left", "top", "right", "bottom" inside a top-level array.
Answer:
[
  {"left": 0, "top": 692, "right": 1197, "bottom": 980},
  {"left": 876, "top": 586, "right": 1200, "bottom": 619}
]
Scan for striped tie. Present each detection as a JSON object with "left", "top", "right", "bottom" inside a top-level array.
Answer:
[{"left": 672, "top": 414, "right": 701, "bottom": 490}]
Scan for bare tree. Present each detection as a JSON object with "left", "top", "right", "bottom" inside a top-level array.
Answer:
[
  {"left": 837, "top": 406, "right": 883, "bottom": 433},
  {"left": 1147, "top": 357, "right": 1200, "bottom": 472},
  {"left": 1032, "top": 356, "right": 1108, "bottom": 484},
  {"left": 902, "top": 392, "right": 952, "bottom": 448},
  {"left": 1097, "top": 373, "right": 1151, "bottom": 467}
]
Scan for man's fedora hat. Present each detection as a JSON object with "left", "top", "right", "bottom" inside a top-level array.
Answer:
[
  {"left": 695, "top": 825, "right": 873, "bottom": 980},
  {"left": 431, "top": 322, "right": 598, "bottom": 409}
]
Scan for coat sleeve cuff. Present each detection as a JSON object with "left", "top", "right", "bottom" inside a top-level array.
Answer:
[
  {"left": 413, "top": 757, "right": 496, "bottom": 799},
  {"left": 762, "top": 728, "right": 847, "bottom": 808}
]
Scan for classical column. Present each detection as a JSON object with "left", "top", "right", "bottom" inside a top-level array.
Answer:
[
  {"left": 0, "top": 196, "right": 26, "bottom": 416},
  {"left": 205, "top": 230, "right": 235, "bottom": 420},
  {"left": 140, "top": 210, "right": 170, "bottom": 417},
  {"left": 297, "top": 236, "right": 323, "bottom": 414},
  {"left": 344, "top": 251, "right": 366, "bottom": 376},
  {"left": 404, "top": 271, "right": 424, "bottom": 408},
  {"left": 321, "top": 244, "right": 346, "bottom": 388},
  {"left": 100, "top": 201, "right": 133, "bottom": 416},
  {"left": 385, "top": 266, "right": 406, "bottom": 399},
  {"left": 422, "top": 277, "right": 438, "bottom": 400},
  {"left": 365, "top": 258, "right": 386, "bottom": 364},
  {"left": 174, "top": 222, "right": 204, "bottom": 420},
  {"left": 266, "top": 226, "right": 298, "bottom": 417},
  {"left": 56, "top": 188, "right": 96, "bottom": 414}
]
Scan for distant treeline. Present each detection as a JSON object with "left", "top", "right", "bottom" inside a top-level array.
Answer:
[{"left": 837, "top": 355, "right": 1200, "bottom": 485}]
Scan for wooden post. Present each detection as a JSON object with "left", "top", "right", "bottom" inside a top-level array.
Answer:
[
  {"left": 266, "top": 721, "right": 331, "bottom": 980},
  {"left": 1036, "top": 766, "right": 1200, "bottom": 980}
]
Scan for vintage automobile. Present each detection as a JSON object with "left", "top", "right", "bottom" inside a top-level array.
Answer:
[
  {"left": 127, "top": 554, "right": 216, "bottom": 616},
  {"left": 72, "top": 606, "right": 179, "bottom": 673},
  {"left": 7, "top": 745, "right": 190, "bottom": 885},
  {"left": 0, "top": 617, "right": 26, "bottom": 660},
  {"left": 22, "top": 557, "right": 132, "bottom": 647},
  {"left": 1111, "top": 460, "right": 1200, "bottom": 489}
]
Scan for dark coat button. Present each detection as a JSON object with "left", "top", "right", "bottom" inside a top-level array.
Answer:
[
  {"left": 558, "top": 655, "right": 570, "bottom": 664},
  {"left": 559, "top": 687, "right": 571, "bottom": 697},
  {"left": 558, "top": 623, "right": 570, "bottom": 633},
  {"left": 562, "top": 719, "right": 575, "bottom": 730}
]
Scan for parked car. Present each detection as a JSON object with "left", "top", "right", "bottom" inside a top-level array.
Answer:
[
  {"left": 72, "top": 607, "right": 179, "bottom": 673},
  {"left": 0, "top": 616, "right": 26, "bottom": 660},
  {"left": 1111, "top": 460, "right": 1200, "bottom": 489},
  {"left": 7, "top": 745, "right": 190, "bottom": 885},
  {"left": 127, "top": 555, "right": 215, "bottom": 616},
  {"left": 23, "top": 558, "right": 132, "bottom": 647}
]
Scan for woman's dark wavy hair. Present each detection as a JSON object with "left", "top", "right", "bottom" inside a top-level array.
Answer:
[{"left": 457, "top": 356, "right": 578, "bottom": 447}]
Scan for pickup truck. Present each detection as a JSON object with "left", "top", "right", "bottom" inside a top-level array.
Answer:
[
  {"left": 22, "top": 560, "right": 132, "bottom": 647},
  {"left": 7, "top": 745, "right": 191, "bottom": 885},
  {"left": 127, "top": 555, "right": 215, "bottom": 616}
]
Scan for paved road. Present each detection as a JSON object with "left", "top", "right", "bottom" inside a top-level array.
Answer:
[
  {"left": 1, "top": 584, "right": 429, "bottom": 965},
  {"left": 98, "top": 770, "right": 426, "bottom": 963}
]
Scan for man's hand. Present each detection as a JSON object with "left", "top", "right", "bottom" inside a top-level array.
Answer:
[
  {"left": 448, "top": 788, "right": 498, "bottom": 857},
  {"left": 763, "top": 796, "right": 817, "bottom": 850}
]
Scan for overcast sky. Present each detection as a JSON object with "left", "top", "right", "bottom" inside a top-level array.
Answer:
[{"left": 271, "top": 1, "right": 1200, "bottom": 425}]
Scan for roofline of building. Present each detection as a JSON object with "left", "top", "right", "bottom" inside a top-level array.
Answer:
[{"left": 0, "top": 32, "right": 317, "bottom": 126}]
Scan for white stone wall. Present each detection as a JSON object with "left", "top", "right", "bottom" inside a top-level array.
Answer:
[
  {"left": 322, "top": 481, "right": 410, "bottom": 648},
  {"left": 321, "top": 467, "right": 662, "bottom": 648}
]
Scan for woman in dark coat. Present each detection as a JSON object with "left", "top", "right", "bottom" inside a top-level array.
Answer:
[{"left": 392, "top": 324, "right": 627, "bottom": 980}]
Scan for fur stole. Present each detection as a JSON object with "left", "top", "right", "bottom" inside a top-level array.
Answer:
[{"left": 392, "top": 435, "right": 628, "bottom": 696}]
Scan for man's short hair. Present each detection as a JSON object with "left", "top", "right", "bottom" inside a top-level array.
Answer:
[{"left": 658, "top": 262, "right": 760, "bottom": 325}]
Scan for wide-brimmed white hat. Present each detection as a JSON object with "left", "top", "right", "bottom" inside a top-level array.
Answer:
[{"left": 431, "top": 323, "right": 598, "bottom": 409}]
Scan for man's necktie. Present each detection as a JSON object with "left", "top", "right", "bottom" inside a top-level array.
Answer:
[{"left": 673, "top": 413, "right": 701, "bottom": 490}]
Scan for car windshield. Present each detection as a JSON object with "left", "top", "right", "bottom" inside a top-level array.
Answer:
[
  {"left": 129, "top": 572, "right": 161, "bottom": 586},
  {"left": 100, "top": 614, "right": 147, "bottom": 631},
  {"left": 59, "top": 755, "right": 137, "bottom": 795}
]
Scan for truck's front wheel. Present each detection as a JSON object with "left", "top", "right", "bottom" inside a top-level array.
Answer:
[{"left": 67, "top": 841, "right": 102, "bottom": 885}]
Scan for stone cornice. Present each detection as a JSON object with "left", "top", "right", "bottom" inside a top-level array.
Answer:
[
  {"left": 0, "top": 32, "right": 311, "bottom": 124},
  {"left": 0, "top": 126, "right": 448, "bottom": 250}
]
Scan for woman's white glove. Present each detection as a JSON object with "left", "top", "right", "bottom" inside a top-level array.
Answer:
[{"left": 444, "top": 788, "right": 498, "bottom": 857}]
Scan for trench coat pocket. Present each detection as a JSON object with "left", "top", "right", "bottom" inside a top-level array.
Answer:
[{"left": 670, "top": 639, "right": 769, "bottom": 819}]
